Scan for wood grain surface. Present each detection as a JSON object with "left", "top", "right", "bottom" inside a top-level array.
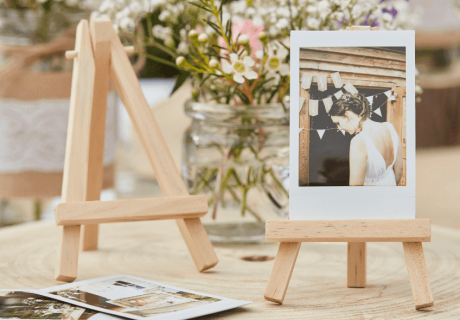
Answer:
[{"left": 0, "top": 221, "right": 459, "bottom": 319}]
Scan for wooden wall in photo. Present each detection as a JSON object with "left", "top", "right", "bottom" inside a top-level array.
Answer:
[
  {"left": 299, "top": 47, "right": 406, "bottom": 89},
  {"left": 298, "top": 47, "right": 406, "bottom": 186},
  {"left": 299, "top": 87, "right": 310, "bottom": 186},
  {"left": 387, "top": 86, "right": 407, "bottom": 186}
]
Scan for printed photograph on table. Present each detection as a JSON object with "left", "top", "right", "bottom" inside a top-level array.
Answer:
[
  {"left": 0, "top": 291, "right": 120, "bottom": 320},
  {"left": 39, "top": 275, "right": 250, "bottom": 320},
  {"left": 290, "top": 31, "right": 416, "bottom": 220}
]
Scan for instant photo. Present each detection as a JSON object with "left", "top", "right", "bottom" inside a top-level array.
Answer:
[
  {"left": 290, "top": 31, "right": 416, "bottom": 219},
  {"left": 0, "top": 291, "right": 120, "bottom": 320},
  {"left": 39, "top": 275, "right": 250, "bottom": 320}
]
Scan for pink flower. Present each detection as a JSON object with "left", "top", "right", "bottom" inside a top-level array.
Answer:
[{"left": 218, "top": 20, "right": 264, "bottom": 57}]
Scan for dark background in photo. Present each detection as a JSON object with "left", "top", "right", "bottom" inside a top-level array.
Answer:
[{"left": 308, "top": 85, "right": 388, "bottom": 186}]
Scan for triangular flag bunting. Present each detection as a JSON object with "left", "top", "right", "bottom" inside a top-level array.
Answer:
[
  {"left": 341, "top": 130, "right": 346, "bottom": 136},
  {"left": 374, "top": 107, "right": 382, "bottom": 117},
  {"left": 301, "top": 73, "right": 313, "bottom": 89},
  {"left": 323, "top": 97, "right": 333, "bottom": 113},
  {"left": 384, "top": 90, "right": 391, "bottom": 98},
  {"left": 334, "top": 90, "right": 344, "bottom": 100},
  {"left": 299, "top": 128, "right": 303, "bottom": 134},
  {"left": 331, "top": 72, "right": 343, "bottom": 88},
  {"left": 366, "top": 96, "right": 374, "bottom": 105},
  {"left": 344, "top": 82, "right": 358, "bottom": 95},
  {"left": 389, "top": 95, "right": 396, "bottom": 101},
  {"left": 299, "top": 96, "right": 306, "bottom": 113},
  {"left": 317, "top": 129, "right": 325, "bottom": 140},
  {"left": 309, "top": 100, "right": 318, "bottom": 116},
  {"left": 317, "top": 75, "right": 328, "bottom": 92}
]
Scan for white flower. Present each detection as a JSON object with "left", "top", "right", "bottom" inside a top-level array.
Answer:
[
  {"left": 129, "top": 1, "right": 142, "bottom": 15},
  {"left": 306, "top": 5, "right": 317, "bottom": 14},
  {"left": 318, "top": 0, "right": 331, "bottom": 19},
  {"left": 351, "top": 4, "right": 363, "bottom": 19},
  {"left": 276, "top": 18, "right": 290, "bottom": 30},
  {"left": 158, "top": 10, "right": 170, "bottom": 21},
  {"left": 307, "top": 17, "right": 320, "bottom": 29},
  {"left": 255, "top": 50, "right": 264, "bottom": 60},
  {"left": 120, "top": 17, "right": 135, "bottom": 31},
  {"left": 221, "top": 53, "right": 258, "bottom": 84},
  {"left": 265, "top": 44, "right": 289, "bottom": 76},
  {"left": 177, "top": 42, "right": 189, "bottom": 55},
  {"left": 382, "top": 12, "right": 393, "bottom": 22}
]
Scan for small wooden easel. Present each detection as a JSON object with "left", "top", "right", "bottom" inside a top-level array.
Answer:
[
  {"left": 263, "top": 219, "right": 433, "bottom": 310},
  {"left": 54, "top": 18, "right": 218, "bottom": 282},
  {"left": 264, "top": 26, "right": 433, "bottom": 310}
]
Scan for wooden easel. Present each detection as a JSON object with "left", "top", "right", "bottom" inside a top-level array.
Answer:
[
  {"left": 54, "top": 18, "right": 218, "bottom": 282},
  {"left": 264, "top": 26, "right": 433, "bottom": 310}
]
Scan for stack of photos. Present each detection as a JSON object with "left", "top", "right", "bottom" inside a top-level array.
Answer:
[
  {"left": 0, "top": 291, "right": 120, "bottom": 320},
  {"left": 39, "top": 275, "right": 250, "bottom": 320},
  {"left": 0, "top": 276, "right": 250, "bottom": 320}
]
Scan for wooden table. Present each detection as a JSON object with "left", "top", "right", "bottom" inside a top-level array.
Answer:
[{"left": 1, "top": 220, "right": 460, "bottom": 319}]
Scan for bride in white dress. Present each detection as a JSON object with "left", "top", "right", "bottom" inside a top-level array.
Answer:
[{"left": 329, "top": 92, "right": 403, "bottom": 186}]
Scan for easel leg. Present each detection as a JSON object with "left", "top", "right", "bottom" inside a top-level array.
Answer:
[
  {"left": 176, "top": 218, "right": 218, "bottom": 272},
  {"left": 403, "top": 242, "right": 434, "bottom": 309},
  {"left": 80, "top": 225, "right": 99, "bottom": 251},
  {"left": 55, "top": 225, "right": 81, "bottom": 282},
  {"left": 347, "top": 242, "right": 366, "bottom": 288},
  {"left": 264, "top": 242, "right": 301, "bottom": 304}
]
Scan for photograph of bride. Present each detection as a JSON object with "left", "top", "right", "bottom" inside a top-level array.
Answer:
[{"left": 298, "top": 46, "right": 407, "bottom": 187}]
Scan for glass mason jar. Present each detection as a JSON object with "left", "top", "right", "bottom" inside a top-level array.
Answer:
[{"left": 183, "top": 99, "right": 289, "bottom": 243}]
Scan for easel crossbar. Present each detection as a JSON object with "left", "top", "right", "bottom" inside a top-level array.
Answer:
[
  {"left": 55, "top": 195, "right": 208, "bottom": 225},
  {"left": 266, "top": 219, "right": 431, "bottom": 242}
]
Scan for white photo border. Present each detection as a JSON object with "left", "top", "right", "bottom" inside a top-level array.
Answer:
[{"left": 289, "top": 30, "right": 416, "bottom": 220}]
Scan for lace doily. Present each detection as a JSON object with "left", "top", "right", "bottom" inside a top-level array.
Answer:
[{"left": 0, "top": 92, "right": 117, "bottom": 172}]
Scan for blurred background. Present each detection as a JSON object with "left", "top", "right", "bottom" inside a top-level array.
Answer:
[{"left": 0, "top": 0, "right": 459, "bottom": 241}]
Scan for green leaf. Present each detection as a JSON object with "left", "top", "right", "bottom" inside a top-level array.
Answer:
[{"left": 170, "top": 71, "right": 191, "bottom": 96}]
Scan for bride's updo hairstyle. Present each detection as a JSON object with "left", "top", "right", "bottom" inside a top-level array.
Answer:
[{"left": 329, "top": 92, "right": 370, "bottom": 120}]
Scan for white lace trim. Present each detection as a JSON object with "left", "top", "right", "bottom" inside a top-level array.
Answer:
[{"left": 0, "top": 93, "right": 117, "bottom": 172}]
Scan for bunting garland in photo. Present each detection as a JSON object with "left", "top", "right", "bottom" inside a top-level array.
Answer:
[
  {"left": 301, "top": 73, "right": 313, "bottom": 89},
  {"left": 299, "top": 96, "right": 306, "bottom": 113},
  {"left": 309, "top": 99, "right": 318, "bottom": 116},
  {"left": 317, "top": 75, "right": 328, "bottom": 92},
  {"left": 331, "top": 72, "right": 343, "bottom": 88},
  {"left": 298, "top": 72, "right": 397, "bottom": 136},
  {"left": 323, "top": 97, "right": 333, "bottom": 113}
]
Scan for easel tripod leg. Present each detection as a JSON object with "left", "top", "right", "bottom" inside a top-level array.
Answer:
[
  {"left": 80, "top": 225, "right": 99, "bottom": 251},
  {"left": 176, "top": 218, "right": 218, "bottom": 272},
  {"left": 347, "top": 242, "right": 366, "bottom": 288},
  {"left": 55, "top": 225, "right": 81, "bottom": 282},
  {"left": 403, "top": 242, "right": 434, "bottom": 309},
  {"left": 264, "top": 242, "right": 301, "bottom": 304}
]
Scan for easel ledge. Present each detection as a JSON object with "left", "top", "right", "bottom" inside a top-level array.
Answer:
[{"left": 266, "top": 219, "right": 431, "bottom": 242}]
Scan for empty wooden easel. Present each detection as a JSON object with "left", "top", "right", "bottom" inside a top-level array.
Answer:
[
  {"left": 263, "top": 26, "right": 433, "bottom": 310},
  {"left": 55, "top": 18, "right": 218, "bottom": 282}
]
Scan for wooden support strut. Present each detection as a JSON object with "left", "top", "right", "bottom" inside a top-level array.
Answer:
[{"left": 265, "top": 26, "right": 433, "bottom": 310}]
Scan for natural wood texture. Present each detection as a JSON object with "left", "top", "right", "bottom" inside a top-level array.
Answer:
[
  {"left": 266, "top": 220, "right": 431, "bottom": 242},
  {"left": 403, "top": 242, "right": 434, "bottom": 309},
  {"left": 264, "top": 242, "right": 301, "bottom": 304},
  {"left": 300, "top": 61, "right": 405, "bottom": 79},
  {"left": 55, "top": 196, "right": 208, "bottom": 225},
  {"left": 55, "top": 20, "right": 95, "bottom": 282},
  {"left": 387, "top": 86, "right": 407, "bottom": 186},
  {"left": 299, "top": 88, "right": 310, "bottom": 186},
  {"left": 347, "top": 242, "right": 366, "bottom": 288},
  {"left": 308, "top": 46, "right": 406, "bottom": 62},
  {"left": 106, "top": 21, "right": 218, "bottom": 272},
  {"left": 300, "top": 50, "right": 405, "bottom": 71},
  {"left": 2, "top": 221, "right": 460, "bottom": 318},
  {"left": 78, "top": 19, "right": 112, "bottom": 252}
]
